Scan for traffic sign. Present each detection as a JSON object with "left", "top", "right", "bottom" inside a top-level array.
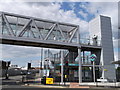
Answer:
[
  {"left": 90, "top": 54, "right": 97, "bottom": 83},
  {"left": 90, "top": 54, "right": 97, "bottom": 61}
]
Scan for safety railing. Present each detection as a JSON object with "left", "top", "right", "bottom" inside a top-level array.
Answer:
[{"left": 80, "top": 38, "right": 101, "bottom": 46}]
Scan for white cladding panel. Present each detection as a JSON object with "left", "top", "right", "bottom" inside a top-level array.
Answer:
[
  {"left": 89, "top": 16, "right": 101, "bottom": 40},
  {"left": 118, "top": 1, "right": 120, "bottom": 28},
  {"left": 100, "top": 16, "right": 114, "bottom": 65},
  {"left": 0, "top": 14, "right": 2, "bottom": 33}
]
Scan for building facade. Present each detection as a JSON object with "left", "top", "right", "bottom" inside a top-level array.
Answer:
[{"left": 89, "top": 15, "right": 116, "bottom": 80}]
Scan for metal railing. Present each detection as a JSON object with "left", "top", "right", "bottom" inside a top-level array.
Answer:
[{"left": 80, "top": 38, "right": 101, "bottom": 46}]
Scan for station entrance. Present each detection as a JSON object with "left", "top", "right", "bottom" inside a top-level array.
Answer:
[{"left": 43, "top": 49, "right": 101, "bottom": 82}]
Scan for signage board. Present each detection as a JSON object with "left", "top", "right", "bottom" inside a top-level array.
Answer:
[
  {"left": 104, "top": 69, "right": 108, "bottom": 71},
  {"left": 56, "top": 63, "right": 79, "bottom": 66},
  {"left": 90, "top": 54, "right": 97, "bottom": 61},
  {"left": 46, "top": 78, "right": 54, "bottom": 84}
]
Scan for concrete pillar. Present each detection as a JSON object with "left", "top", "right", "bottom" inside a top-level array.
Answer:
[
  {"left": 78, "top": 48, "right": 82, "bottom": 84},
  {"left": 40, "top": 48, "right": 43, "bottom": 77},
  {"left": 0, "top": 12, "right": 2, "bottom": 34},
  {"left": 61, "top": 50, "right": 64, "bottom": 84}
]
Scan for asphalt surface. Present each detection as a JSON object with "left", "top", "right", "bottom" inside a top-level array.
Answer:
[
  {"left": 1, "top": 75, "right": 23, "bottom": 85},
  {"left": 2, "top": 85, "right": 120, "bottom": 90},
  {"left": 1, "top": 75, "right": 120, "bottom": 90},
  {"left": 2, "top": 85, "right": 90, "bottom": 90}
]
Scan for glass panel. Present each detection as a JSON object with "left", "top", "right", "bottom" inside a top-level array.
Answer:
[
  {"left": 16, "top": 25, "right": 24, "bottom": 36},
  {"left": 56, "top": 30, "right": 62, "bottom": 41},
  {"left": 63, "top": 31, "right": 68, "bottom": 40},
  {"left": 3, "top": 24, "right": 9, "bottom": 35},
  {"left": 30, "top": 27, "right": 38, "bottom": 38},
  {"left": 10, "top": 24, "right": 16, "bottom": 35},
  {"left": 71, "top": 31, "right": 77, "bottom": 43},
  {"left": 18, "top": 17, "right": 29, "bottom": 26},
  {"left": 23, "top": 30, "right": 28, "bottom": 37},
  {"left": 47, "top": 30, "right": 55, "bottom": 40},
  {"left": 41, "top": 29, "right": 49, "bottom": 39},
  {"left": 6, "top": 15, "right": 17, "bottom": 24}
]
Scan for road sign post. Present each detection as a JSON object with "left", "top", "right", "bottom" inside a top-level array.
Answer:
[
  {"left": 90, "top": 54, "right": 97, "bottom": 83},
  {"left": 93, "top": 61, "right": 95, "bottom": 83}
]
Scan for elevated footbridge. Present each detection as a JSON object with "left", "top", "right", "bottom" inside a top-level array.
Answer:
[
  {"left": 0, "top": 12, "right": 101, "bottom": 51},
  {"left": 0, "top": 11, "right": 80, "bottom": 51}
]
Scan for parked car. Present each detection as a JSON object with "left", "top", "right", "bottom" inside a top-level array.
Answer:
[{"left": 97, "top": 77, "right": 108, "bottom": 82}]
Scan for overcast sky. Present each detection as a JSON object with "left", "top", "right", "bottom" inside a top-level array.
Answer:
[{"left": 0, "top": 0, "right": 119, "bottom": 67}]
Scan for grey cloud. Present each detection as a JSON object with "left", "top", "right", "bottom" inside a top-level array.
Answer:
[
  {"left": 1, "top": 44, "right": 60, "bottom": 59},
  {"left": 1, "top": 45, "right": 41, "bottom": 58},
  {"left": 25, "top": 2, "right": 52, "bottom": 6}
]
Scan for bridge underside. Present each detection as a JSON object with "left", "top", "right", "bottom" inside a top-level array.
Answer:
[
  {"left": 81, "top": 45, "right": 101, "bottom": 51},
  {"left": 0, "top": 35, "right": 79, "bottom": 52},
  {"left": 0, "top": 36, "right": 102, "bottom": 52}
]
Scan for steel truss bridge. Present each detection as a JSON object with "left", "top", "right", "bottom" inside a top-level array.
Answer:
[
  {"left": 0, "top": 12, "right": 101, "bottom": 51},
  {"left": 0, "top": 12, "right": 102, "bottom": 83},
  {"left": 0, "top": 12, "right": 81, "bottom": 51}
]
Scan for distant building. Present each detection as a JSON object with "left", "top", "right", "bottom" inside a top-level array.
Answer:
[{"left": 10, "top": 65, "right": 18, "bottom": 68}]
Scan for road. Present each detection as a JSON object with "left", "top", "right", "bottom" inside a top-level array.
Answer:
[
  {"left": 2, "top": 75, "right": 23, "bottom": 85},
  {"left": 2, "top": 85, "right": 120, "bottom": 90},
  {"left": 1, "top": 75, "right": 88, "bottom": 90},
  {"left": 1, "top": 74, "right": 39, "bottom": 85},
  {"left": 2, "top": 85, "right": 89, "bottom": 90}
]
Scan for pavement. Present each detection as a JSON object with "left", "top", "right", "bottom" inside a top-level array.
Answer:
[
  {"left": 2, "top": 84, "right": 120, "bottom": 90},
  {"left": 1, "top": 75, "right": 120, "bottom": 90},
  {"left": 25, "top": 84, "right": 68, "bottom": 88},
  {"left": 69, "top": 83, "right": 90, "bottom": 88},
  {"left": 80, "top": 82, "right": 120, "bottom": 87},
  {"left": 24, "top": 83, "right": 120, "bottom": 89}
]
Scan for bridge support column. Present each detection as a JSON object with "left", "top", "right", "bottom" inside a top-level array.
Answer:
[
  {"left": 61, "top": 50, "right": 64, "bottom": 84},
  {"left": 78, "top": 48, "right": 82, "bottom": 84}
]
